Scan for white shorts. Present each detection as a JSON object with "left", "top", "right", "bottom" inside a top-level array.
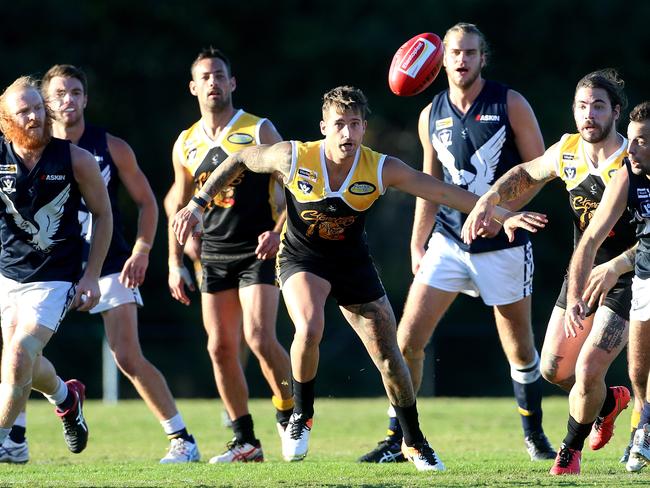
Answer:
[
  {"left": 415, "top": 232, "right": 534, "bottom": 306},
  {"left": 630, "top": 275, "right": 650, "bottom": 321},
  {"left": 89, "top": 273, "right": 143, "bottom": 314},
  {"left": 0, "top": 274, "right": 75, "bottom": 331}
]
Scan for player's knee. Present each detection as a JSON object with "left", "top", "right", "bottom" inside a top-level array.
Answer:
[
  {"left": 206, "top": 337, "right": 238, "bottom": 365},
  {"left": 510, "top": 351, "right": 541, "bottom": 385},
  {"left": 0, "top": 380, "right": 32, "bottom": 402},
  {"left": 293, "top": 327, "right": 323, "bottom": 349},
  {"left": 112, "top": 349, "right": 146, "bottom": 376},
  {"left": 400, "top": 344, "right": 425, "bottom": 364}
]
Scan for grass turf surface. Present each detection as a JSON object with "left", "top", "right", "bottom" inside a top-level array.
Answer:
[{"left": 0, "top": 396, "right": 647, "bottom": 486}]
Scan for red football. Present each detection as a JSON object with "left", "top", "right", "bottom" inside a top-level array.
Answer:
[{"left": 388, "top": 33, "right": 444, "bottom": 96}]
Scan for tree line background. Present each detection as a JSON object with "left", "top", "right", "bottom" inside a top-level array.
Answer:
[{"left": 2, "top": 0, "right": 647, "bottom": 400}]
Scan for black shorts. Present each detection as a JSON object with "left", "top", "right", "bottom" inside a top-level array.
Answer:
[
  {"left": 201, "top": 251, "right": 276, "bottom": 293},
  {"left": 555, "top": 272, "right": 632, "bottom": 321},
  {"left": 277, "top": 254, "right": 385, "bottom": 306}
]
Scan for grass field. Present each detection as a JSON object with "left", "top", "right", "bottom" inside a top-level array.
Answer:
[{"left": 0, "top": 396, "right": 647, "bottom": 487}]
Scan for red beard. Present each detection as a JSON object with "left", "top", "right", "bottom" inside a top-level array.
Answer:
[{"left": 1, "top": 116, "right": 52, "bottom": 151}]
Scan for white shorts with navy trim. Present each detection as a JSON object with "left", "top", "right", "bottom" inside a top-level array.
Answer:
[
  {"left": 415, "top": 232, "right": 534, "bottom": 306},
  {"left": 0, "top": 274, "right": 75, "bottom": 332},
  {"left": 89, "top": 273, "right": 143, "bottom": 314},
  {"left": 630, "top": 275, "right": 650, "bottom": 322}
]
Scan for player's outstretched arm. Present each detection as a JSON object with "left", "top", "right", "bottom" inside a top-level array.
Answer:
[
  {"left": 384, "top": 156, "right": 547, "bottom": 243},
  {"left": 173, "top": 141, "right": 292, "bottom": 246},
  {"left": 566, "top": 167, "right": 630, "bottom": 336},
  {"left": 71, "top": 145, "right": 113, "bottom": 312},
  {"left": 461, "top": 145, "right": 558, "bottom": 243}
]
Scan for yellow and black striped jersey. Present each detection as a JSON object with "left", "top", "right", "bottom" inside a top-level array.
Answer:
[
  {"left": 280, "top": 140, "right": 386, "bottom": 261},
  {"left": 173, "top": 110, "right": 280, "bottom": 253},
  {"left": 549, "top": 133, "right": 636, "bottom": 263}
]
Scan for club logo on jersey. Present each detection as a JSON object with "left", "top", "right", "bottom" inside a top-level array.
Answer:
[
  {"left": 435, "top": 117, "right": 453, "bottom": 130},
  {"left": 187, "top": 147, "right": 198, "bottom": 163},
  {"left": 301, "top": 210, "right": 356, "bottom": 241},
  {"left": 590, "top": 183, "right": 598, "bottom": 195},
  {"left": 475, "top": 114, "right": 500, "bottom": 123},
  {"left": 93, "top": 154, "right": 104, "bottom": 164},
  {"left": 227, "top": 133, "right": 254, "bottom": 145},
  {"left": 297, "top": 180, "right": 313, "bottom": 194},
  {"left": 298, "top": 167, "right": 318, "bottom": 182},
  {"left": 437, "top": 129, "right": 452, "bottom": 147},
  {"left": 40, "top": 174, "right": 66, "bottom": 181},
  {"left": 564, "top": 166, "right": 577, "bottom": 179},
  {"left": 641, "top": 200, "right": 650, "bottom": 218},
  {"left": 348, "top": 181, "right": 376, "bottom": 195},
  {"left": 0, "top": 176, "right": 16, "bottom": 194},
  {"left": 0, "top": 164, "right": 17, "bottom": 174}
]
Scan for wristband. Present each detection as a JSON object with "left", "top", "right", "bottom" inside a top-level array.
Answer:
[
  {"left": 190, "top": 190, "right": 212, "bottom": 210},
  {"left": 132, "top": 238, "right": 152, "bottom": 256}
]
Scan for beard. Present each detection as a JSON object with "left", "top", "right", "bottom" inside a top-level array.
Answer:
[
  {"left": 580, "top": 114, "right": 615, "bottom": 144},
  {"left": 1, "top": 117, "right": 52, "bottom": 151}
]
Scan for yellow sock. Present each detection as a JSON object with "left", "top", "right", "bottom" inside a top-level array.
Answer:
[{"left": 272, "top": 395, "right": 294, "bottom": 412}]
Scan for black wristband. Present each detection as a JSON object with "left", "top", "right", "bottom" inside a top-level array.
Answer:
[{"left": 191, "top": 194, "right": 209, "bottom": 209}]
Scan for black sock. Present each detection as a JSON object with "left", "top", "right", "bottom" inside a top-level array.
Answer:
[
  {"left": 512, "top": 376, "right": 544, "bottom": 437},
  {"left": 276, "top": 408, "right": 292, "bottom": 427},
  {"left": 562, "top": 415, "right": 593, "bottom": 451},
  {"left": 386, "top": 415, "right": 403, "bottom": 443},
  {"left": 56, "top": 388, "right": 76, "bottom": 413},
  {"left": 393, "top": 402, "right": 424, "bottom": 446},
  {"left": 598, "top": 386, "right": 616, "bottom": 418},
  {"left": 292, "top": 377, "right": 315, "bottom": 419},
  {"left": 168, "top": 428, "right": 193, "bottom": 443},
  {"left": 232, "top": 414, "right": 257, "bottom": 445},
  {"left": 8, "top": 425, "right": 25, "bottom": 444}
]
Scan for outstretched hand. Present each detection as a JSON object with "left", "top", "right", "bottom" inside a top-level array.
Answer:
[
  {"left": 462, "top": 192, "right": 499, "bottom": 244},
  {"left": 501, "top": 211, "right": 548, "bottom": 242}
]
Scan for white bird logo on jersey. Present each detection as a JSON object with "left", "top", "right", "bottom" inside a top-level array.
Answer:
[
  {"left": 432, "top": 125, "right": 506, "bottom": 195},
  {"left": 0, "top": 184, "right": 71, "bottom": 252}
]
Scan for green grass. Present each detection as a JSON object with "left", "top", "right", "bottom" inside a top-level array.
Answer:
[{"left": 0, "top": 396, "right": 647, "bottom": 486}]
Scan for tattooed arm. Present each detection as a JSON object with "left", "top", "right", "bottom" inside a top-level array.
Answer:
[
  {"left": 461, "top": 142, "right": 560, "bottom": 243},
  {"left": 173, "top": 141, "right": 292, "bottom": 245}
]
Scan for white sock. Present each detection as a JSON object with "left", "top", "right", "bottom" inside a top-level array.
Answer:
[
  {"left": 42, "top": 377, "right": 68, "bottom": 406},
  {"left": 160, "top": 412, "right": 185, "bottom": 436},
  {"left": 13, "top": 412, "right": 26, "bottom": 428},
  {"left": 387, "top": 405, "right": 397, "bottom": 418}
]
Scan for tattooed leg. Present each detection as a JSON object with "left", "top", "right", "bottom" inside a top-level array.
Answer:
[
  {"left": 341, "top": 296, "right": 415, "bottom": 407},
  {"left": 569, "top": 306, "right": 629, "bottom": 423}
]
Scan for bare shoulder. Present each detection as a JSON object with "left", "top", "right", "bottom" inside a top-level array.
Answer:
[
  {"left": 259, "top": 118, "right": 283, "bottom": 144},
  {"left": 106, "top": 132, "right": 137, "bottom": 165},
  {"left": 418, "top": 103, "right": 433, "bottom": 126},
  {"left": 507, "top": 89, "right": 537, "bottom": 119},
  {"left": 70, "top": 143, "right": 97, "bottom": 166}
]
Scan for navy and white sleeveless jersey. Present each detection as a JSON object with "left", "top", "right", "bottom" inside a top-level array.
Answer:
[
  {"left": 625, "top": 159, "right": 650, "bottom": 279},
  {"left": 77, "top": 125, "right": 131, "bottom": 276},
  {"left": 429, "top": 80, "right": 529, "bottom": 253},
  {"left": 0, "top": 137, "right": 84, "bottom": 282}
]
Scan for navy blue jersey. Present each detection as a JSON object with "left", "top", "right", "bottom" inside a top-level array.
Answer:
[
  {"left": 0, "top": 137, "right": 83, "bottom": 282},
  {"left": 625, "top": 159, "right": 650, "bottom": 279},
  {"left": 429, "top": 80, "right": 529, "bottom": 253},
  {"left": 77, "top": 125, "right": 131, "bottom": 276}
]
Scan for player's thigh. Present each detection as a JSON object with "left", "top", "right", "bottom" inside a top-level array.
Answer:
[
  {"left": 574, "top": 306, "right": 628, "bottom": 382},
  {"left": 541, "top": 306, "right": 593, "bottom": 381},
  {"left": 398, "top": 281, "right": 457, "bottom": 352},
  {"left": 281, "top": 271, "right": 330, "bottom": 341},
  {"left": 201, "top": 289, "right": 243, "bottom": 346},
  {"left": 239, "top": 283, "right": 280, "bottom": 337},
  {"left": 102, "top": 303, "right": 142, "bottom": 354}
]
